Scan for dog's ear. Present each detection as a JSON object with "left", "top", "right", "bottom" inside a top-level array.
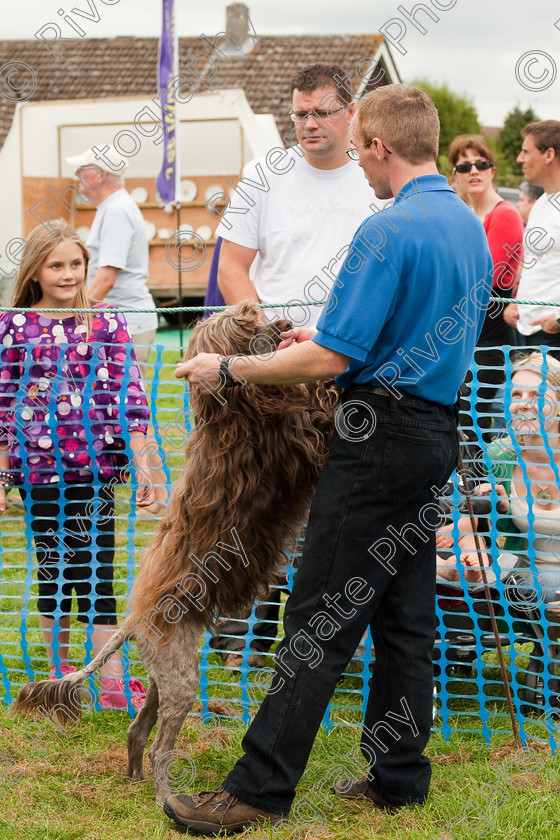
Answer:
[
  {"left": 271, "top": 319, "right": 293, "bottom": 336},
  {"left": 249, "top": 318, "right": 294, "bottom": 355}
]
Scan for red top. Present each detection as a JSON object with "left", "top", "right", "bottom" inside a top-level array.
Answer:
[
  {"left": 483, "top": 200, "right": 524, "bottom": 292},
  {"left": 479, "top": 200, "right": 524, "bottom": 345}
]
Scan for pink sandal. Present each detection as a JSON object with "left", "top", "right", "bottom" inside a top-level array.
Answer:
[
  {"left": 49, "top": 664, "right": 77, "bottom": 680},
  {"left": 99, "top": 677, "right": 146, "bottom": 711}
]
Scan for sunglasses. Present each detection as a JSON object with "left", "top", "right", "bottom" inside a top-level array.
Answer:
[{"left": 453, "top": 159, "right": 494, "bottom": 174}]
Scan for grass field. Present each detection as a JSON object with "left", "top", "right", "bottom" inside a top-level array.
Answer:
[{"left": 1, "top": 703, "right": 560, "bottom": 840}]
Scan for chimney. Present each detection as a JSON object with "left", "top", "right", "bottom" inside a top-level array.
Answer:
[{"left": 225, "top": 3, "right": 255, "bottom": 56}]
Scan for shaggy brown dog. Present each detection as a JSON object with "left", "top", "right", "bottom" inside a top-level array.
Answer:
[{"left": 12, "top": 302, "right": 340, "bottom": 804}]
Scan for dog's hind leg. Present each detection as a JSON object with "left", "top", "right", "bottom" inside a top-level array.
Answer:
[
  {"left": 148, "top": 623, "right": 201, "bottom": 805},
  {"left": 127, "top": 677, "right": 159, "bottom": 781}
]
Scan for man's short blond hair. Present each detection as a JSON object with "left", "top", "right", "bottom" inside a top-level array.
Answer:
[{"left": 356, "top": 84, "right": 440, "bottom": 165}]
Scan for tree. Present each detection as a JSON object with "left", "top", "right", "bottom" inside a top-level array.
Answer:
[
  {"left": 411, "top": 78, "right": 480, "bottom": 173},
  {"left": 498, "top": 105, "right": 540, "bottom": 179}
]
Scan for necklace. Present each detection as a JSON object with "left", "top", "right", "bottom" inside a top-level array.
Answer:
[{"left": 534, "top": 481, "right": 553, "bottom": 502}]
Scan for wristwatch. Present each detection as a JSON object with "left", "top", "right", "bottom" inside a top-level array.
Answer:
[{"left": 219, "top": 355, "right": 241, "bottom": 388}]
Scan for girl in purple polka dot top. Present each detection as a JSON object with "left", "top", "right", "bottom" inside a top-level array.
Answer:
[{"left": 0, "top": 220, "right": 154, "bottom": 710}]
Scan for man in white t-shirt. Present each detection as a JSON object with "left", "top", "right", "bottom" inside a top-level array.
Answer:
[
  {"left": 67, "top": 146, "right": 166, "bottom": 512},
  {"left": 504, "top": 121, "right": 560, "bottom": 350},
  {"left": 212, "top": 64, "right": 382, "bottom": 667},
  {"left": 216, "top": 63, "right": 384, "bottom": 328},
  {"left": 66, "top": 146, "right": 158, "bottom": 365}
]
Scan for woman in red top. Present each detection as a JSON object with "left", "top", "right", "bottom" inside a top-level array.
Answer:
[{"left": 449, "top": 135, "right": 524, "bottom": 436}]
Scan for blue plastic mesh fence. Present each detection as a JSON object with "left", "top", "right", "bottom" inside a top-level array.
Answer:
[{"left": 1, "top": 339, "right": 560, "bottom": 750}]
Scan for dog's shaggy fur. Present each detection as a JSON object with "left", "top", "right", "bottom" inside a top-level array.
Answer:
[{"left": 12, "top": 302, "right": 340, "bottom": 803}]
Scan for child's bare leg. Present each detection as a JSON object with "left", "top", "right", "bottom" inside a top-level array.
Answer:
[
  {"left": 460, "top": 553, "right": 483, "bottom": 583},
  {"left": 39, "top": 614, "right": 71, "bottom": 668},
  {"left": 458, "top": 540, "right": 490, "bottom": 583},
  {"left": 90, "top": 622, "right": 124, "bottom": 680},
  {"left": 436, "top": 525, "right": 459, "bottom": 580},
  {"left": 436, "top": 553, "right": 460, "bottom": 581},
  {"left": 456, "top": 515, "right": 489, "bottom": 583}
]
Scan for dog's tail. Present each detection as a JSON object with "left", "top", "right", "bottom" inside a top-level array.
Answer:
[{"left": 10, "top": 619, "right": 132, "bottom": 725}]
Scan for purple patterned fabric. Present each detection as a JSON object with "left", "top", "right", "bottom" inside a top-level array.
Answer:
[{"left": 0, "top": 309, "right": 150, "bottom": 485}]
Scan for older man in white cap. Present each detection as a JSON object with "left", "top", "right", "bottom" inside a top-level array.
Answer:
[
  {"left": 67, "top": 146, "right": 166, "bottom": 514},
  {"left": 66, "top": 145, "right": 158, "bottom": 367}
]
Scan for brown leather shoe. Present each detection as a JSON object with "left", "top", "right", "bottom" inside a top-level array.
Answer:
[
  {"left": 248, "top": 653, "right": 267, "bottom": 668},
  {"left": 163, "top": 786, "right": 283, "bottom": 834},
  {"left": 332, "top": 777, "right": 401, "bottom": 812},
  {"left": 224, "top": 653, "right": 244, "bottom": 670}
]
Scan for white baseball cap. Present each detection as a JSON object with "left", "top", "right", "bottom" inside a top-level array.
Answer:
[{"left": 66, "top": 144, "right": 129, "bottom": 174}]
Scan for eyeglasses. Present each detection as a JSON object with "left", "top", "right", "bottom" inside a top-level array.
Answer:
[
  {"left": 453, "top": 160, "right": 494, "bottom": 174},
  {"left": 289, "top": 106, "right": 346, "bottom": 122},
  {"left": 346, "top": 141, "right": 392, "bottom": 161}
]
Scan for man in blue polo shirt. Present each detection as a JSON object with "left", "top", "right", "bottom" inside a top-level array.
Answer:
[{"left": 169, "top": 84, "right": 493, "bottom": 835}]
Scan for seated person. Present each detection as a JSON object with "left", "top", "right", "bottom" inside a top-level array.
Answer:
[
  {"left": 436, "top": 515, "right": 491, "bottom": 584},
  {"left": 435, "top": 477, "right": 492, "bottom": 584},
  {"left": 481, "top": 351, "right": 560, "bottom": 608}
]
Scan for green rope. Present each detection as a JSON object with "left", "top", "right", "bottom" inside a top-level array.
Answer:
[
  {"left": 0, "top": 302, "right": 311, "bottom": 314},
  {"left": 0, "top": 297, "right": 556, "bottom": 315}
]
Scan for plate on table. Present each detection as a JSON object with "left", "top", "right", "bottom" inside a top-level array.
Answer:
[
  {"left": 180, "top": 180, "right": 197, "bottom": 203},
  {"left": 204, "top": 184, "right": 223, "bottom": 203},
  {"left": 143, "top": 220, "right": 157, "bottom": 241},
  {"left": 196, "top": 225, "right": 213, "bottom": 241},
  {"left": 76, "top": 226, "right": 90, "bottom": 242},
  {"left": 131, "top": 187, "right": 148, "bottom": 204},
  {"left": 178, "top": 223, "right": 194, "bottom": 241}
]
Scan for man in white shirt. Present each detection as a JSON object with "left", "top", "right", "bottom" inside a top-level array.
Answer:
[
  {"left": 212, "top": 64, "right": 382, "bottom": 667},
  {"left": 504, "top": 121, "right": 560, "bottom": 350},
  {"left": 216, "top": 63, "right": 384, "bottom": 327},
  {"left": 66, "top": 146, "right": 158, "bottom": 365},
  {"left": 67, "top": 147, "right": 165, "bottom": 511}
]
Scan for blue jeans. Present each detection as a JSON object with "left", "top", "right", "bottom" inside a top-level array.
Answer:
[{"left": 223, "top": 388, "right": 458, "bottom": 814}]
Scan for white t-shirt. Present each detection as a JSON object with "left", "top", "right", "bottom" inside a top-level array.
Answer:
[
  {"left": 516, "top": 191, "right": 560, "bottom": 335},
  {"left": 87, "top": 189, "right": 157, "bottom": 335},
  {"left": 216, "top": 149, "right": 381, "bottom": 327}
]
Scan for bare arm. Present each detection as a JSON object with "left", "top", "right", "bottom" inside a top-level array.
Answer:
[
  {"left": 503, "top": 302, "right": 519, "bottom": 328},
  {"left": 529, "top": 312, "right": 560, "bottom": 334},
  {"left": 217, "top": 240, "right": 259, "bottom": 306},
  {"left": 176, "top": 338, "right": 349, "bottom": 387},
  {"left": 128, "top": 430, "right": 156, "bottom": 506},
  {"left": 87, "top": 266, "right": 118, "bottom": 301},
  {"left": 0, "top": 444, "right": 10, "bottom": 513}
]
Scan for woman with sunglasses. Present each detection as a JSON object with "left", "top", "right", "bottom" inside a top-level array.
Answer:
[{"left": 449, "top": 135, "right": 524, "bottom": 438}]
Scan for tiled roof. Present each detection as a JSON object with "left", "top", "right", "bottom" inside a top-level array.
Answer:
[{"left": 0, "top": 33, "right": 386, "bottom": 148}]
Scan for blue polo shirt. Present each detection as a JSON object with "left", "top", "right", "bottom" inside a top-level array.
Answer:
[{"left": 313, "top": 174, "right": 493, "bottom": 405}]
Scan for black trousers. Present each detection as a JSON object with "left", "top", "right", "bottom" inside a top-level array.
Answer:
[
  {"left": 223, "top": 388, "right": 458, "bottom": 814},
  {"left": 460, "top": 346, "right": 507, "bottom": 437},
  {"left": 519, "top": 330, "right": 560, "bottom": 361},
  {"left": 21, "top": 483, "right": 117, "bottom": 625}
]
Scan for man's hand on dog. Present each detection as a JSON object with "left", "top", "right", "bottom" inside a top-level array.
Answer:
[
  {"left": 175, "top": 328, "right": 316, "bottom": 384},
  {"left": 176, "top": 353, "right": 221, "bottom": 384},
  {"left": 277, "top": 326, "right": 316, "bottom": 349}
]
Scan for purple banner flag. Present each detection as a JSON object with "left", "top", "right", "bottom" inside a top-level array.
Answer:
[{"left": 156, "top": 0, "right": 179, "bottom": 205}]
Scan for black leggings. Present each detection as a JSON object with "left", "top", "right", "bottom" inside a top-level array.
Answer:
[{"left": 21, "top": 483, "right": 117, "bottom": 625}]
